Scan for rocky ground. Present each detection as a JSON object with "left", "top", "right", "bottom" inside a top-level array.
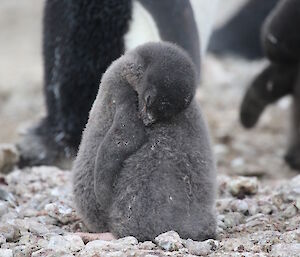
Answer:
[
  {"left": 0, "top": 1, "right": 300, "bottom": 257},
  {"left": 0, "top": 163, "right": 299, "bottom": 256}
]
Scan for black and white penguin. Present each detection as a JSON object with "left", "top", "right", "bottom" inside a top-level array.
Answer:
[
  {"left": 17, "top": 0, "right": 219, "bottom": 167},
  {"left": 240, "top": 0, "right": 300, "bottom": 170}
]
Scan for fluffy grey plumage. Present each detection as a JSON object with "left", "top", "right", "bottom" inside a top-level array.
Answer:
[{"left": 72, "top": 42, "right": 216, "bottom": 241}]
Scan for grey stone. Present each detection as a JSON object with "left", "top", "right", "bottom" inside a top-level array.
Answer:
[
  {"left": 184, "top": 238, "right": 219, "bottom": 256},
  {"left": 0, "top": 234, "right": 6, "bottom": 245},
  {"left": 63, "top": 234, "right": 85, "bottom": 252},
  {"left": 0, "top": 202, "right": 9, "bottom": 217},
  {"left": 46, "top": 234, "right": 84, "bottom": 254},
  {"left": 282, "top": 204, "right": 298, "bottom": 218},
  {"left": 0, "top": 223, "right": 20, "bottom": 241},
  {"left": 79, "top": 237, "right": 139, "bottom": 257},
  {"left": 271, "top": 243, "right": 300, "bottom": 257},
  {"left": 229, "top": 199, "right": 249, "bottom": 214},
  {"left": 138, "top": 241, "right": 156, "bottom": 250},
  {"left": 228, "top": 176, "right": 258, "bottom": 198},
  {"left": 154, "top": 231, "right": 183, "bottom": 251},
  {"left": 222, "top": 212, "right": 244, "bottom": 228},
  {"left": 44, "top": 202, "right": 75, "bottom": 224}
]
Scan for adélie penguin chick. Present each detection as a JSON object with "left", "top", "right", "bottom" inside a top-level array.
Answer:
[{"left": 72, "top": 42, "right": 217, "bottom": 241}]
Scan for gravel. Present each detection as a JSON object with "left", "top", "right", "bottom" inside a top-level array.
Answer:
[
  {"left": 0, "top": 166, "right": 298, "bottom": 256},
  {"left": 1, "top": 1, "right": 300, "bottom": 256}
]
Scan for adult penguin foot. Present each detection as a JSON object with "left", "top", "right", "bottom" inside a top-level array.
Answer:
[{"left": 16, "top": 119, "right": 75, "bottom": 169}]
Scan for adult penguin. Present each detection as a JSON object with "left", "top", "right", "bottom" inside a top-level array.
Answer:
[
  {"left": 17, "top": 0, "right": 219, "bottom": 167},
  {"left": 209, "top": 0, "right": 280, "bottom": 59}
]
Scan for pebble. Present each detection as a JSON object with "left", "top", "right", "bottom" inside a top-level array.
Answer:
[
  {"left": 229, "top": 199, "right": 249, "bottom": 214},
  {"left": 0, "top": 144, "right": 19, "bottom": 174},
  {"left": 0, "top": 249, "right": 13, "bottom": 257},
  {"left": 63, "top": 234, "right": 85, "bottom": 252},
  {"left": 282, "top": 204, "right": 298, "bottom": 219},
  {"left": 138, "top": 241, "right": 156, "bottom": 250},
  {"left": 154, "top": 231, "right": 183, "bottom": 251},
  {"left": 47, "top": 234, "right": 84, "bottom": 253},
  {"left": 79, "top": 237, "right": 138, "bottom": 257},
  {"left": 222, "top": 212, "right": 244, "bottom": 228},
  {"left": 271, "top": 243, "right": 300, "bottom": 257},
  {"left": 44, "top": 202, "right": 75, "bottom": 224},
  {"left": 31, "top": 249, "right": 73, "bottom": 257},
  {"left": 228, "top": 176, "right": 258, "bottom": 198},
  {"left": 280, "top": 229, "right": 300, "bottom": 243},
  {"left": 0, "top": 234, "right": 6, "bottom": 245},
  {"left": 183, "top": 239, "right": 219, "bottom": 256},
  {"left": 21, "top": 219, "right": 49, "bottom": 235},
  {"left": 0, "top": 163, "right": 298, "bottom": 256},
  {"left": 0, "top": 202, "right": 9, "bottom": 217},
  {"left": 0, "top": 223, "right": 20, "bottom": 242},
  {"left": 296, "top": 198, "right": 300, "bottom": 210}
]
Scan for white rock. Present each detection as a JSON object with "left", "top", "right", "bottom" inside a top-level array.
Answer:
[
  {"left": 115, "top": 236, "right": 138, "bottom": 246},
  {"left": 216, "top": 198, "right": 232, "bottom": 213},
  {"left": 47, "top": 235, "right": 72, "bottom": 254},
  {"left": 0, "top": 202, "right": 8, "bottom": 217},
  {"left": 184, "top": 238, "right": 219, "bottom": 256},
  {"left": 280, "top": 229, "right": 300, "bottom": 243},
  {"left": 245, "top": 199, "right": 258, "bottom": 215},
  {"left": 271, "top": 243, "right": 300, "bottom": 257},
  {"left": 138, "top": 241, "right": 156, "bottom": 250},
  {"left": 154, "top": 231, "right": 183, "bottom": 251},
  {"left": 0, "top": 234, "right": 6, "bottom": 245},
  {"left": 282, "top": 204, "right": 298, "bottom": 218},
  {"left": 23, "top": 219, "right": 49, "bottom": 235},
  {"left": 32, "top": 249, "right": 73, "bottom": 257},
  {"left": 230, "top": 199, "right": 249, "bottom": 214},
  {"left": 228, "top": 176, "right": 258, "bottom": 198},
  {"left": 0, "top": 249, "right": 13, "bottom": 257},
  {"left": 44, "top": 202, "right": 74, "bottom": 224},
  {"left": 222, "top": 212, "right": 244, "bottom": 228},
  {"left": 282, "top": 175, "right": 300, "bottom": 202},
  {"left": 296, "top": 198, "right": 300, "bottom": 210},
  {"left": 0, "top": 223, "right": 20, "bottom": 241},
  {"left": 79, "top": 237, "right": 138, "bottom": 257},
  {"left": 63, "top": 234, "right": 85, "bottom": 252}
]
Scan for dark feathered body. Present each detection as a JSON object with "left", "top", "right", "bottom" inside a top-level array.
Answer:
[
  {"left": 43, "top": 0, "right": 132, "bottom": 148},
  {"left": 240, "top": 0, "right": 300, "bottom": 170},
  {"left": 109, "top": 101, "right": 216, "bottom": 241},
  {"left": 18, "top": 0, "right": 205, "bottom": 167},
  {"left": 209, "top": 0, "right": 279, "bottom": 59},
  {"left": 73, "top": 42, "right": 216, "bottom": 241},
  {"left": 18, "top": 0, "right": 133, "bottom": 166}
]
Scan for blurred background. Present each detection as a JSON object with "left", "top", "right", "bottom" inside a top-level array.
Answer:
[
  {"left": 0, "top": 0, "right": 297, "bottom": 180},
  {"left": 0, "top": 0, "right": 245, "bottom": 143}
]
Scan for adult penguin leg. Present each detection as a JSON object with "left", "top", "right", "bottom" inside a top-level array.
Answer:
[
  {"left": 240, "top": 63, "right": 297, "bottom": 128},
  {"left": 17, "top": 0, "right": 132, "bottom": 167}
]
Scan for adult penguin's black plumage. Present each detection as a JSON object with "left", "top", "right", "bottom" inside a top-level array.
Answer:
[
  {"left": 240, "top": 0, "right": 300, "bottom": 170},
  {"left": 209, "top": 0, "right": 279, "bottom": 59},
  {"left": 17, "top": 0, "right": 203, "bottom": 167}
]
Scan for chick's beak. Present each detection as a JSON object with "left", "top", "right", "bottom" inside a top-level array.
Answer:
[{"left": 140, "top": 104, "right": 156, "bottom": 126}]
